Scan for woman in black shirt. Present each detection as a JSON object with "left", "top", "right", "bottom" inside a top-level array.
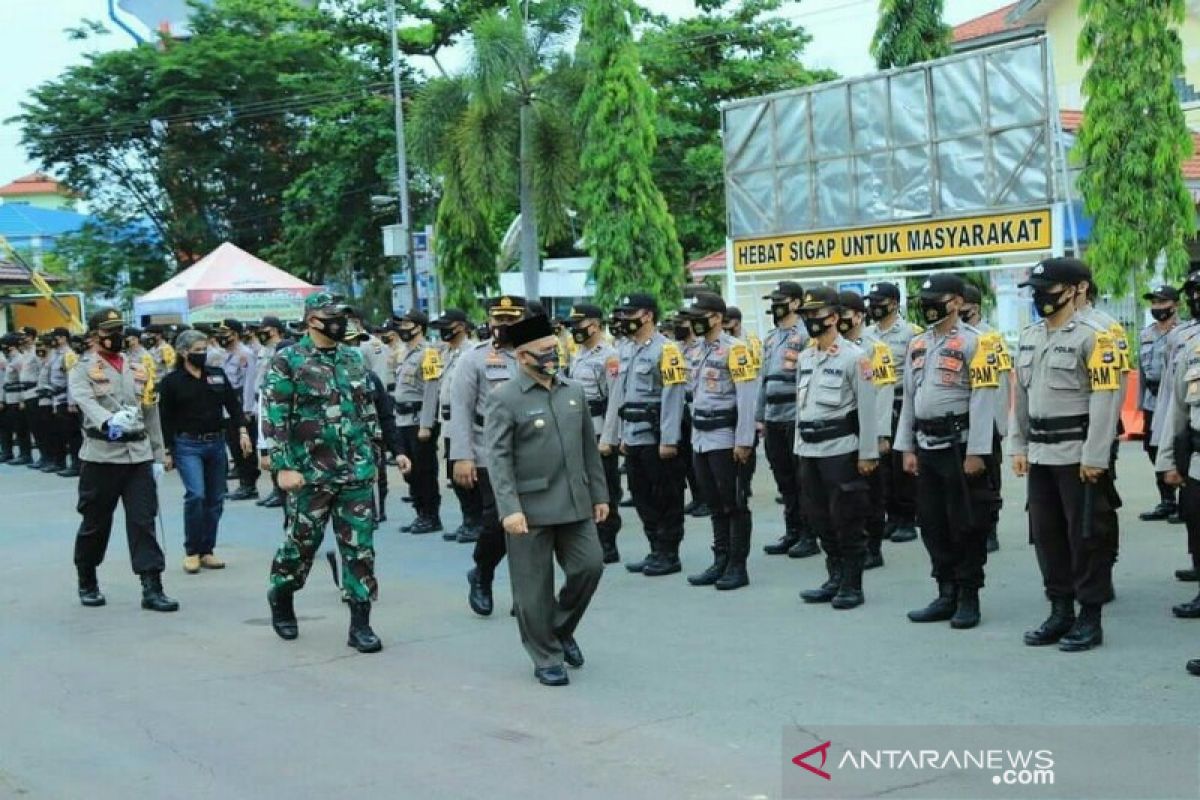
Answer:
[{"left": 159, "top": 330, "right": 252, "bottom": 573}]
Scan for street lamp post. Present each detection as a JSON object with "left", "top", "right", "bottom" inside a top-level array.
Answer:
[{"left": 388, "top": 0, "right": 419, "bottom": 310}]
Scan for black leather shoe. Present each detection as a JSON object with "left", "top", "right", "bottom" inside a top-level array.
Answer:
[
  {"left": 764, "top": 535, "right": 799, "bottom": 555},
  {"left": 456, "top": 525, "right": 480, "bottom": 543},
  {"left": 1023, "top": 599, "right": 1076, "bottom": 646},
  {"left": 260, "top": 491, "right": 284, "bottom": 508},
  {"left": 140, "top": 573, "right": 179, "bottom": 612},
  {"left": 78, "top": 586, "right": 106, "bottom": 607},
  {"left": 1170, "top": 512, "right": 1186, "bottom": 524},
  {"left": 534, "top": 664, "right": 569, "bottom": 686},
  {"left": 58, "top": 461, "right": 80, "bottom": 478},
  {"left": 714, "top": 563, "right": 749, "bottom": 591},
  {"left": 687, "top": 557, "right": 728, "bottom": 586},
  {"left": 787, "top": 537, "right": 820, "bottom": 558},
  {"left": 801, "top": 561, "right": 841, "bottom": 603},
  {"left": 1139, "top": 502, "right": 1177, "bottom": 521},
  {"left": 40, "top": 460, "right": 63, "bottom": 473},
  {"left": 467, "top": 568, "right": 493, "bottom": 616},
  {"left": 890, "top": 525, "right": 918, "bottom": 543},
  {"left": 625, "top": 553, "right": 655, "bottom": 573},
  {"left": 908, "top": 583, "right": 957, "bottom": 622},
  {"left": 1176, "top": 567, "right": 1199, "bottom": 582},
  {"left": 831, "top": 561, "right": 863, "bottom": 609},
  {"left": 346, "top": 600, "right": 382, "bottom": 653},
  {"left": 228, "top": 486, "right": 259, "bottom": 501},
  {"left": 269, "top": 588, "right": 299, "bottom": 640},
  {"left": 643, "top": 554, "right": 681, "bottom": 577},
  {"left": 408, "top": 516, "right": 443, "bottom": 534},
  {"left": 1058, "top": 605, "right": 1102, "bottom": 652},
  {"left": 445, "top": 524, "right": 464, "bottom": 542},
  {"left": 559, "top": 634, "right": 584, "bottom": 667},
  {"left": 950, "top": 587, "right": 981, "bottom": 629},
  {"left": 1187, "top": 659, "right": 1200, "bottom": 676},
  {"left": 1172, "top": 592, "right": 1200, "bottom": 618}
]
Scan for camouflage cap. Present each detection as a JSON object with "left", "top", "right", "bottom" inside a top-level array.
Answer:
[{"left": 304, "top": 291, "right": 348, "bottom": 314}]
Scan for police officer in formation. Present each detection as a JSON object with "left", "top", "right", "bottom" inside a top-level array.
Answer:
[
  {"left": 1138, "top": 285, "right": 1181, "bottom": 521},
  {"left": 757, "top": 281, "right": 816, "bottom": 558},
  {"left": 896, "top": 275, "right": 998, "bottom": 629},
  {"left": 431, "top": 308, "right": 480, "bottom": 543},
  {"left": 866, "top": 282, "right": 922, "bottom": 543},
  {"left": 795, "top": 286, "right": 879, "bottom": 609},
  {"left": 1009, "top": 258, "right": 1122, "bottom": 652},
  {"left": 600, "top": 294, "right": 688, "bottom": 577},
  {"left": 391, "top": 310, "right": 443, "bottom": 534},
  {"left": 565, "top": 303, "right": 623, "bottom": 564},
  {"left": 836, "top": 290, "right": 896, "bottom": 569},
  {"left": 214, "top": 319, "right": 260, "bottom": 501},
  {"left": 673, "top": 310, "right": 710, "bottom": 518},
  {"left": 450, "top": 295, "right": 524, "bottom": 616}
]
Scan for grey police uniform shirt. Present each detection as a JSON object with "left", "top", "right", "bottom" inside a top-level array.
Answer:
[
  {"left": 437, "top": 341, "right": 468, "bottom": 426},
  {"left": 1150, "top": 320, "right": 1200, "bottom": 446},
  {"left": 682, "top": 337, "right": 704, "bottom": 406},
  {"left": 689, "top": 332, "right": 759, "bottom": 453},
  {"left": 68, "top": 351, "right": 165, "bottom": 464},
  {"left": 1007, "top": 313, "right": 1122, "bottom": 469},
  {"left": 360, "top": 336, "right": 391, "bottom": 384},
  {"left": 867, "top": 315, "right": 921, "bottom": 396},
  {"left": 1155, "top": 339, "right": 1200, "bottom": 479},
  {"left": 893, "top": 323, "right": 997, "bottom": 456},
  {"left": 392, "top": 340, "right": 441, "bottom": 430},
  {"left": 600, "top": 331, "right": 686, "bottom": 449},
  {"left": 3, "top": 352, "right": 23, "bottom": 404},
  {"left": 1139, "top": 320, "right": 1174, "bottom": 412},
  {"left": 484, "top": 370, "right": 609, "bottom": 526},
  {"left": 36, "top": 355, "right": 52, "bottom": 408},
  {"left": 19, "top": 351, "right": 41, "bottom": 403},
  {"left": 49, "top": 346, "right": 70, "bottom": 408},
  {"left": 851, "top": 328, "right": 897, "bottom": 434},
  {"left": 568, "top": 340, "right": 619, "bottom": 432},
  {"left": 756, "top": 321, "right": 808, "bottom": 424},
  {"left": 793, "top": 335, "right": 879, "bottom": 460},
  {"left": 448, "top": 341, "right": 519, "bottom": 466}
]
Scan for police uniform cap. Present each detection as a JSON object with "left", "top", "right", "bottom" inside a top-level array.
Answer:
[
  {"left": 1143, "top": 285, "right": 1180, "bottom": 302},
  {"left": 614, "top": 293, "right": 659, "bottom": 315},
  {"left": 837, "top": 290, "right": 866, "bottom": 312},
  {"left": 567, "top": 303, "right": 604, "bottom": 321},
  {"left": 919, "top": 274, "right": 966, "bottom": 298},
  {"left": 763, "top": 280, "right": 804, "bottom": 302},
  {"left": 799, "top": 286, "right": 841, "bottom": 311},
  {"left": 507, "top": 314, "right": 556, "bottom": 348},
  {"left": 682, "top": 292, "right": 727, "bottom": 318},
  {"left": 88, "top": 307, "right": 125, "bottom": 332},
  {"left": 216, "top": 318, "right": 244, "bottom": 334},
  {"left": 397, "top": 310, "right": 429, "bottom": 328},
  {"left": 486, "top": 295, "right": 526, "bottom": 318},
  {"left": 867, "top": 282, "right": 901, "bottom": 302},
  {"left": 1019, "top": 258, "right": 1089, "bottom": 290},
  {"left": 51, "top": 327, "right": 70, "bottom": 338},
  {"left": 724, "top": 305, "right": 743, "bottom": 321},
  {"left": 962, "top": 284, "right": 983, "bottom": 305},
  {"left": 431, "top": 308, "right": 469, "bottom": 328},
  {"left": 259, "top": 315, "right": 285, "bottom": 332}
]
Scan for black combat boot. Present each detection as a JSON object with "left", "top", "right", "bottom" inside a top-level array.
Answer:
[
  {"left": 347, "top": 600, "right": 382, "bottom": 653},
  {"left": 625, "top": 532, "right": 657, "bottom": 573},
  {"left": 1172, "top": 586, "right": 1200, "bottom": 619},
  {"left": 715, "top": 519, "right": 751, "bottom": 590},
  {"left": 467, "top": 567, "right": 493, "bottom": 616},
  {"left": 408, "top": 515, "right": 443, "bottom": 534},
  {"left": 643, "top": 543, "right": 681, "bottom": 576},
  {"left": 831, "top": 556, "right": 864, "bottom": 609},
  {"left": 890, "top": 522, "right": 918, "bottom": 543},
  {"left": 1139, "top": 500, "right": 1177, "bottom": 521},
  {"left": 268, "top": 587, "right": 298, "bottom": 640},
  {"left": 456, "top": 524, "right": 480, "bottom": 544},
  {"left": 139, "top": 573, "right": 180, "bottom": 612},
  {"left": 864, "top": 538, "right": 884, "bottom": 570},
  {"left": 9, "top": 451, "right": 32, "bottom": 466},
  {"left": 40, "top": 456, "right": 64, "bottom": 473},
  {"left": 77, "top": 567, "right": 106, "bottom": 607},
  {"left": 445, "top": 524, "right": 465, "bottom": 542},
  {"left": 1187, "top": 659, "right": 1200, "bottom": 677},
  {"left": 800, "top": 558, "right": 842, "bottom": 603},
  {"left": 687, "top": 550, "right": 729, "bottom": 586},
  {"left": 57, "top": 454, "right": 80, "bottom": 478},
  {"left": 787, "top": 530, "right": 820, "bottom": 558},
  {"left": 1174, "top": 554, "right": 1200, "bottom": 590},
  {"left": 1058, "top": 603, "right": 1103, "bottom": 652},
  {"left": 950, "top": 586, "right": 981, "bottom": 629},
  {"left": 907, "top": 582, "right": 957, "bottom": 623},
  {"left": 598, "top": 532, "right": 620, "bottom": 565},
  {"left": 1023, "top": 597, "right": 1076, "bottom": 646},
  {"left": 763, "top": 530, "right": 799, "bottom": 556}
]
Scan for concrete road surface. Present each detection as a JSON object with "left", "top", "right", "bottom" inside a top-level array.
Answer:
[{"left": 0, "top": 442, "right": 1196, "bottom": 799}]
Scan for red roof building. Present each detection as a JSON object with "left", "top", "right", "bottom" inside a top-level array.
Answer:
[
  {"left": 951, "top": 3, "right": 1031, "bottom": 45},
  {"left": 0, "top": 172, "right": 77, "bottom": 210}
]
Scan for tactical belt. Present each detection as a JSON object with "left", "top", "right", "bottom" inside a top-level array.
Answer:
[
  {"left": 36, "top": 388, "right": 53, "bottom": 398},
  {"left": 766, "top": 395, "right": 795, "bottom": 405},
  {"left": 52, "top": 387, "right": 67, "bottom": 396},
  {"left": 3, "top": 382, "right": 20, "bottom": 391},
  {"left": 1028, "top": 414, "right": 1090, "bottom": 444},
  {"left": 916, "top": 413, "right": 970, "bottom": 439},
  {"left": 692, "top": 408, "right": 737, "bottom": 432},
  {"left": 798, "top": 412, "right": 858, "bottom": 444},
  {"left": 85, "top": 428, "right": 147, "bottom": 443},
  {"left": 395, "top": 401, "right": 422, "bottom": 415},
  {"left": 587, "top": 398, "right": 608, "bottom": 417},
  {"left": 619, "top": 402, "right": 661, "bottom": 424},
  {"left": 441, "top": 404, "right": 451, "bottom": 422},
  {"left": 763, "top": 375, "right": 796, "bottom": 384}
]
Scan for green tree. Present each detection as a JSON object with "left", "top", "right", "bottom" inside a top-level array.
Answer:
[
  {"left": 870, "top": 0, "right": 951, "bottom": 70},
  {"left": 575, "top": 0, "right": 682, "bottom": 309},
  {"left": 639, "top": 0, "right": 834, "bottom": 261},
  {"left": 50, "top": 220, "right": 170, "bottom": 305},
  {"left": 1076, "top": 0, "right": 1196, "bottom": 290}
]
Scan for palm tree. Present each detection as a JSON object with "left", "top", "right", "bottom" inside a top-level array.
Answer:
[{"left": 409, "top": 0, "right": 579, "bottom": 304}]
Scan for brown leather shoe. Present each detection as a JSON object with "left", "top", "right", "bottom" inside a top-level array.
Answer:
[
  {"left": 200, "top": 554, "right": 226, "bottom": 570},
  {"left": 183, "top": 555, "right": 201, "bottom": 574}
]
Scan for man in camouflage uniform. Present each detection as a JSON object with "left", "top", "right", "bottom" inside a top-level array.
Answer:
[
  {"left": 392, "top": 310, "right": 443, "bottom": 534},
  {"left": 566, "top": 303, "right": 623, "bottom": 563},
  {"left": 263, "top": 292, "right": 393, "bottom": 653},
  {"left": 866, "top": 282, "right": 921, "bottom": 543},
  {"left": 431, "top": 309, "right": 480, "bottom": 543},
  {"left": 450, "top": 296, "right": 525, "bottom": 616}
]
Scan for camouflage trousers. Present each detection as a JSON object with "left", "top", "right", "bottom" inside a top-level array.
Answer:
[{"left": 270, "top": 480, "right": 378, "bottom": 602}]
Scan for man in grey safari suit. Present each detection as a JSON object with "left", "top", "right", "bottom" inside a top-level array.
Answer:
[{"left": 484, "top": 315, "right": 608, "bottom": 687}]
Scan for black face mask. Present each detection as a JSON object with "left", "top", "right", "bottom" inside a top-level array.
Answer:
[
  {"left": 771, "top": 303, "right": 793, "bottom": 323},
  {"left": 35, "top": 348, "right": 47, "bottom": 358},
  {"left": 1032, "top": 288, "right": 1073, "bottom": 318},
  {"left": 1151, "top": 307, "right": 1175, "bottom": 323},
  {"left": 837, "top": 315, "right": 855, "bottom": 334},
  {"left": 622, "top": 317, "right": 644, "bottom": 336},
  {"left": 868, "top": 303, "right": 890, "bottom": 322},
  {"left": 690, "top": 316, "right": 713, "bottom": 336},
  {"left": 491, "top": 324, "right": 509, "bottom": 345},
  {"left": 527, "top": 349, "right": 560, "bottom": 377},
  {"left": 256, "top": 332, "right": 272, "bottom": 345},
  {"left": 804, "top": 314, "right": 835, "bottom": 339},
  {"left": 919, "top": 297, "right": 953, "bottom": 325},
  {"left": 141, "top": 337, "right": 157, "bottom": 349},
  {"left": 186, "top": 352, "right": 208, "bottom": 370},
  {"left": 571, "top": 325, "right": 592, "bottom": 345},
  {"left": 316, "top": 315, "right": 347, "bottom": 342},
  {"left": 397, "top": 328, "right": 418, "bottom": 343},
  {"left": 961, "top": 306, "right": 979, "bottom": 325},
  {"left": 439, "top": 327, "right": 459, "bottom": 343},
  {"left": 99, "top": 333, "right": 124, "bottom": 354},
  {"left": 673, "top": 325, "right": 691, "bottom": 341}
]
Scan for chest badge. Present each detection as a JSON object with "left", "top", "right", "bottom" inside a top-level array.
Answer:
[{"left": 534, "top": 418, "right": 546, "bottom": 429}]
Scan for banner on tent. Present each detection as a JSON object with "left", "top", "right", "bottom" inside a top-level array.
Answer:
[
  {"left": 732, "top": 208, "right": 1054, "bottom": 272},
  {"left": 187, "top": 288, "right": 322, "bottom": 323}
]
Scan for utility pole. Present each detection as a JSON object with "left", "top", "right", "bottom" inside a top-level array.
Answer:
[{"left": 388, "top": 0, "right": 419, "bottom": 310}]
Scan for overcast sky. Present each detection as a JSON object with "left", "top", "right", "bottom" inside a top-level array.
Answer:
[{"left": 0, "top": 0, "right": 1004, "bottom": 187}]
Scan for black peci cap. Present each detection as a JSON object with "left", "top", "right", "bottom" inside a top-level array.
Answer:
[{"left": 507, "top": 314, "right": 555, "bottom": 348}]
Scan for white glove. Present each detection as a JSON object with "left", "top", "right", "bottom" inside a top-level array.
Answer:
[
  {"left": 152, "top": 463, "right": 165, "bottom": 482},
  {"left": 110, "top": 407, "right": 140, "bottom": 430}
]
